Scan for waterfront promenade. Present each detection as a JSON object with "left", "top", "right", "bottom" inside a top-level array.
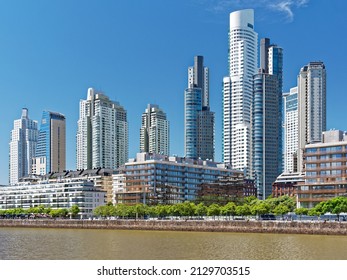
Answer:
[{"left": 1, "top": 219, "right": 347, "bottom": 235}]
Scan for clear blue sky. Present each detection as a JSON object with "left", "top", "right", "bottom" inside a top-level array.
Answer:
[{"left": 0, "top": 0, "right": 346, "bottom": 185}]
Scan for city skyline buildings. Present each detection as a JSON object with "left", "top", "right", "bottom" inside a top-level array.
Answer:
[
  {"left": 0, "top": 1, "right": 345, "bottom": 185},
  {"left": 297, "top": 61, "right": 327, "bottom": 172},
  {"left": 283, "top": 86, "right": 299, "bottom": 173},
  {"left": 223, "top": 9, "right": 258, "bottom": 177},
  {"left": 9, "top": 108, "right": 38, "bottom": 185},
  {"left": 140, "top": 104, "right": 169, "bottom": 156},
  {"left": 252, "top": 38, "right": 283, "bottom": 199},
  {"left": 32, "top": 110, "right": 66, "bottom": 175},
  {"left": 76, "top": 88, "right": 128, "bottom": 170},
  {"left": 185, "top": 56, "right": 215, "bottom": 161}
]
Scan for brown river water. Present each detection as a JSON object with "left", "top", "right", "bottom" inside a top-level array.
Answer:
[{"left": 1, "top": 227, "right": 346, "bottom": 260}]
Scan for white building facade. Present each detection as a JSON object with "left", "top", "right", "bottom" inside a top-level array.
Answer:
[
  {"left": 140, "top": 104, "right": 169, "bottom": 156},
  {"left": 223, "top": 9, "right": 258, "bottom": 177},
  {"left": 76, "top": 88, "right": 129, "bottom": 170},
  {"left": 283, "top": 87, "right": 299, "bottom": 173},
  {"left": 297, "top": 62, "right": 326, "bottom": 172},
  {"left": 9, "top": 108, "right": 38, "bottom": 185},
  {"left": 0, "top": 178, "right": 106, "bottom": 218}
]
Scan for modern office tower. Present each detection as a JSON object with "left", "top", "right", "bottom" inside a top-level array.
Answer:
[
  {"left": 252, "top": 38, "right": 283, "bottom": 199},
  {"left": 32, "top": 111, "right": 66, "bottom": 175},
  {"left": 140, "top": 104, "right": 169, "bottom": 156},
  {"left": 188, "top": 55, "right": 209, "bottom": 107},
  {"left": 185, "top": 56, "right": 215, "bottom": 160},
  {"left": 9, "top": 108, "right": 38, "bottom": 185},
  {"left": 76, "top": 88, "right": 128, "bottom": 170},
  {"left": 223, "top": 9, "right": 258, "bottom": 177},
  {"left": 197, "top": 107, "right": 215, "bottom": 161},
  {"left": 283, "top": 87, "right": 299, "bottom": 173},
  {"left": 184, "top": 87, "right": 202, "bottom": 159},
  {"left": 253, "top": 73, "right": 280, "bottom": 199},
  {"left": 297, "top": 62, "right": 326, "bottom": 172}
]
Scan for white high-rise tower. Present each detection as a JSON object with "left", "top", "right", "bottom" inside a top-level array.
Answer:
[
  {"left": 223, "top": 9, "right": 258, "bottom": 176},
  {"left": 9, "top": 108, "right": 38, "bottom": 184},
  {"left": 76, "top": 88, "right": 128, "bottom": 170},
  {"left": 297, "top": 62, "right": 326, "bottom": 172},
  {"left": 140, "top": 104, "right": 169, "bottom": 156}
]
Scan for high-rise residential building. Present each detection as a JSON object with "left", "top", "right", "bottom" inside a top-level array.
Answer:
[
  {"left": 283, "top": 86, "right": 299, "bottom": 173},
  {"left": 140, "top": 104, "right": 169, "bottom": 156},
  {"left": 32, "top": 111, "right": 66, "bottom": 175},
  {"left": 9, "top": 108, "right": 38, "bottom": 185},
  {"left": 297, "top": 62, "right": 326, "bottom": 172},
  {"left": 185, "top": 56, "right": 215, "bottom": 161},
  {"left": 76, "top": 88, "right": 128, "bottom": 170},
  {"left": 223, "top": 9, "right": 258, "bottom": 176},
  {"left": 252, "top": 38, "right": 283, "bottom": 199}
]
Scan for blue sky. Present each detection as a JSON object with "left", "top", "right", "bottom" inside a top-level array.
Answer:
[{"left": 0, "top": 0, "right": 346, "bottom": 185}]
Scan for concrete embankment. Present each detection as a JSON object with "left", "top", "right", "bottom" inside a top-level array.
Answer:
[{"left": 1, "top": 219, "right": 347, "bottom": 235}]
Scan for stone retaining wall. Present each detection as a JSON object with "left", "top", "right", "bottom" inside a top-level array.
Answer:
[{"left": 1, "top": 219, "right": 347, "bottom": 235}]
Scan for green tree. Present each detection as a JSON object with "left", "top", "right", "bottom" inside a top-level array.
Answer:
[
  {"left": 69, "top": 205, "right": 80, "bottom": 218},
  {"left": 273, "top": 204, "right": 290, "bottom": 219},
  {"left": 251, "top": 201, "right": 270, "bottom": 217},
  {"left": 236, "top": 204, "right": 251, "bottom": 217},
  {"left": 221, "top": 202, "right": 236, "bottom": 220},
  {"left": 207, "top": 203, "right": 220, "bottom": 219},
  {"left": 295, "top": 207, "right": 308, "bottom": 220},
  {"left": 195, "top": 203, "right": 207, "bottom": 218}
]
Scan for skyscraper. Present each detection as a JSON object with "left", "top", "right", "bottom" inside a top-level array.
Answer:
[
  {"left": 9, "top": 108, "right": 38, "bottom": 184},
  {"left": 252, "top": 38, "right": 283, "bottom": 199},
  {"left": 140, "top": 104, "right": 169, "bottom": 156},
  {"left": 185, "top": 56, "right": 214, "bottom": 160},
  {"left": 297, "top": 62, "right": 327, "bottom": 172},
  {"left": 283, "top": 86, "right": 298, "bottom": 173},
  {"left": 252, "top": 72, "right": 281, "bottom": 199},
  {"left": 76, "top": 88, "right": 128, "bottom": 170},
  {"left": 32, "top": 111, "right": 66, "bottom": 175},
  {"left": 223, "top": 9, "right": 258, "bottom": 176},
  {"left": 184, "top": 87, "right": 202, "bottom": 159},
  {"left": 188, "top": 56, "right": 209, "bottom": 107}
]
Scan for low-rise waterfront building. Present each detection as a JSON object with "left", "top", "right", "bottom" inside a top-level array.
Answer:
[
  {"left": 113, "top": 152, "right": 241, "bottom": 205},
  {"left": 197, "top": 175, "right": 256, "bottom": 204},
  {"left": 298, "top": 130, "right": 347, "bottom": 208},
  {"left": 0, "top": 176, "right": 107, "bottom": 218},
  {"left": 272, "top": 172, "right": 304, "bottom": 198}
]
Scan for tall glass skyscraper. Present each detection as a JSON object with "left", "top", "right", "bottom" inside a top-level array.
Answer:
[
  {"left": 9, "top": 108, "right": 38, "bottom": 184},
  {"left": 223, "top": 9, "right": 258, "bottom": 177},
  {"left": 185, "top": 56, "right": 215, "bottom": 160},
  {"left": 32, "top": 111, "right": 66, "bottom": 175},
  {"left": 76, "top": 88, "right": 128, "bottom": 170},
  {"left": 297, "top": 62, "right": 326, "bottom": 172},
  {"left": 252, "top": 38, "right": 283, "bottom": 199},
  {"left": 140, "top": 104, "right": 169, "bottom": 156},
  {"left": 184, "top": 87, "right": 202, "bottom": 159}
]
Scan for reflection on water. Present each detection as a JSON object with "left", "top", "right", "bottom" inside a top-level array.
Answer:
[{"left": 0, "top": 227, "right": 347, "bottom": 260}]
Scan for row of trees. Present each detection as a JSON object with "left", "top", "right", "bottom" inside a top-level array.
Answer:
[
  {"left": 0, "top": 205, "right": 80, "bottom": 218},
  {"left": 295, "top": 196, "right": 347, "bottom": 220},
  {"left": 93, "top": 195, "right": 297, "bottom": 219}
]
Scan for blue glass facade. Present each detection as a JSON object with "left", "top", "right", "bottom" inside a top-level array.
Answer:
[
  {"left": 184, "top": 87, "right": 202, "bottom": 159},
  {"left": 36, "top": 111, "right": 65, "bottom": 173},
  {"left": 253, "top": 74, "right": 281, "bottom": 199}
]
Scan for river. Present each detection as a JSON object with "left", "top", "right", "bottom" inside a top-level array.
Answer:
[{"left": 1, "top": 227, "right": 347, "bottom": 259}]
